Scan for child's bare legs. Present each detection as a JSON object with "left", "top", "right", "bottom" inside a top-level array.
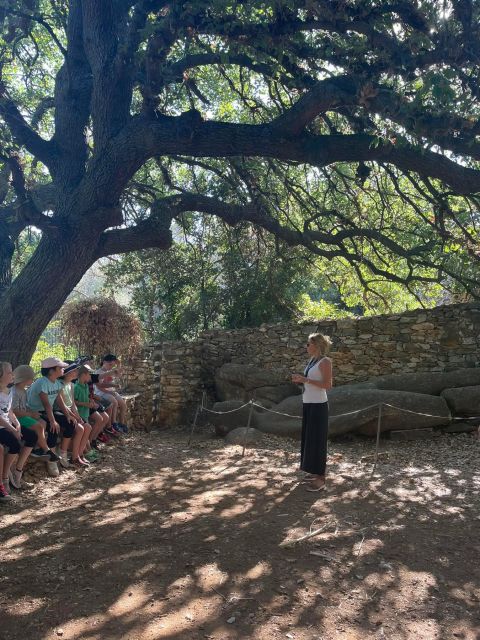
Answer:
[
  {"left": 89, "top": 413, "right": 105, "bottom": 441},
  {"left": 100, "top": 412, "right": 109, "bottom": 433},
  {"left": 69, "top": 423, "right": 84, "bottom": 461},
  {"left": 0, "top": 444, "right": 4, "bottom": 486},
  {"left": 79, "top": 423, "right": 91, "bottom": 456},
  {"left": 30, "top": 420, "right": 49, "bottom": 451},
  {"left": 110, "top": 398, "right": 118, "bottom": 424},
  {"left": 16, "top": 446, "right": 33, "bottom": 472},
  {"left": 3, "top": 451, "right": 17, "bottom": 484},
  {"left": 0, "top": 445, "right": 11, "bottom": 499},
  {"left": 115, "top": 395, "right": 127, "bottom": 425},
  {"left": 103, "top": 396, "right": 118, "bottom": 424}
]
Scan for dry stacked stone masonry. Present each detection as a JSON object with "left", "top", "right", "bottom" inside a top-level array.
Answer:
[{"left": 130, "top": 303, "right": 480, "bottom": 428}]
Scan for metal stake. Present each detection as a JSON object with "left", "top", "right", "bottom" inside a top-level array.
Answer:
[
  {"left": 372, "top": 403, "right": 383, "bottom": 474},
  {"left": 241, "top": 400, "right": 255, "bottom": 458}
]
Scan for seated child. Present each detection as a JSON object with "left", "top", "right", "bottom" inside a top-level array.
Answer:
[
  {"left": 0, "top": 362, "right": 36, "bottom": 492},
  {"left": 11, "top": 365, "right": 60, "bottom": 465},
  {"left": 94, "top": 354, "right": 128, "bottom": 433},
  {"left": 55, "top": 363, "right": 91, "bottom": 467},
  {"left": 26, "top": 357, "right": 81, "bottom": 475},
  {"left": 88, "top": 372, "right": 116, "bottom": 444},
  {"left": 74, "top": 365, "right": 108, "bottom": 458}
]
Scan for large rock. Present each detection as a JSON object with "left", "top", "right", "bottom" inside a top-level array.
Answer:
[
  {"left": 329, "top": 388, "right": 451, "bottom": 436},
  {"left": 209, "top": 364, "right": 462, "bottom": 441},
  {"left": 441, "top": 385, "right": 480, "bottom": 416},
  {"left": 215, "top": 363, "right": 300, "bottom": 406},
  {"left": 207, "top": 400, "right": 259, "bottom": 436},
  {"left": 245, "top": 387, "right": 451, "bottom": 439},
  {"left": 367, "top": 368, "right": 480, "bottom": 396},
  {"left": 255, "top": 396, "right": 302, "bottom": 439}
]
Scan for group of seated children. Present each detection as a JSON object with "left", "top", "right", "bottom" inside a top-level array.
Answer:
[{"left": 0, "top": 354, "right": 128, "bottom": 502}]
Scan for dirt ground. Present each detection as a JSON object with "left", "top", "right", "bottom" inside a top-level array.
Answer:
[{"left": 0, "top": 426, "right": 479, "bottom": 640}]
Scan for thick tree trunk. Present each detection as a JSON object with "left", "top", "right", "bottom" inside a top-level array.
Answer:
[
  {"left": 0, "top": 231, "right": 97, "bottom": 367},
  {"left": 0, "top": 234, "right": 14, "bottom": 297}
]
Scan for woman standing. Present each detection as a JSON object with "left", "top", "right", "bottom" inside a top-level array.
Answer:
[{"left": 292, "top": 333, "right": 333, "bottom": 491}]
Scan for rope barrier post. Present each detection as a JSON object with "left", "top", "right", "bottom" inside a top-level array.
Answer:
[
  {"left": 372, "top": 403, "right": 383, "bottom": 475},
  {"left": 188, "top": 404, "right": 200, "bottom": 447},
  {"left": 241, "top": 399, "right": 255, "bottom": 458},
  {"left": 187, "top": 391, "right": 206, "bottom": 446}
]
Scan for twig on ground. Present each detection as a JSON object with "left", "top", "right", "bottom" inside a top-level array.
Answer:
[
  {"left": 280, "top": 518, "right": 336, "bottom": 547},
  {"left": 354, "top": 533, "right": 365, "bottom": 560}
]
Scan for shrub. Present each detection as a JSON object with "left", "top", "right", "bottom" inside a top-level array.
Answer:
[{"left": 61, "top": 297, "right": 143, "bottom": 361}]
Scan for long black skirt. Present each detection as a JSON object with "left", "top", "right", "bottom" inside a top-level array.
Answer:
[{"left": 300, "top": 402, "right": 329, "bottom": 476}]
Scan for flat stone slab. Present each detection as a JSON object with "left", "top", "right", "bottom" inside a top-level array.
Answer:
[
  {"left": 441, "top": 385, "right": 480, "bottom": 415},
  {"left": 390, "top": 428, "right": 441, "bottom": 441},
  {"left": 368, "top": 368, "right": 480, "bottom": 396},
  {"left": 442, "top": 422, "right": 478, "bottom": 433}
]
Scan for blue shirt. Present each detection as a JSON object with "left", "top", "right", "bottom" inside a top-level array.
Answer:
[{"left": 27, "top": 377, "right": 63, "bottom": 412}]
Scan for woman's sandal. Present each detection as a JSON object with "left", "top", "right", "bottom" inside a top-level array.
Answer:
[{"left": 306, "top": 482, "right": 326, "bottom": 492}]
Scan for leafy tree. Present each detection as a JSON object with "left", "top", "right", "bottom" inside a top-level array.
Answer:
[
  {"left": 103, "top": 216, "right": 332, "bottom": 339},
  {"left": 1, "top": 0, "right": 480, "bottom": 363}
]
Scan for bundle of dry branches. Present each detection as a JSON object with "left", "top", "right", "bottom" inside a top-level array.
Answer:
[{"left": 61, "top": 297, "right": 143, "bottom": 360}]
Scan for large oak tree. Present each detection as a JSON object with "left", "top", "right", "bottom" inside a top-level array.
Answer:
[{"left": 1, "top": 0, "right": 480, "bottom": 363}]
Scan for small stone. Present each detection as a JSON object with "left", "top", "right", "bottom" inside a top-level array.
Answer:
[
  {"left": 227, "top": 616, "right": 236, "bottom": 624},
  {"left": 56, "top": 630, "right": 64, "bottom": 637}
]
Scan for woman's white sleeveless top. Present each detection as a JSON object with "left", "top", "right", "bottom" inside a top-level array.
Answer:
[{"left": 303, "top": 358, "right": 328, "bottom": 404}]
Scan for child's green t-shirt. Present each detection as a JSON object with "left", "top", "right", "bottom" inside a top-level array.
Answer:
[{"left": 74, "top": 382, "right": 90, "bottom": 421}]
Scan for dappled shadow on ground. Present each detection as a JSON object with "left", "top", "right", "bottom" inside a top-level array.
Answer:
[{"left": 0, "top": 429, "right": 479, "bottom": 640}]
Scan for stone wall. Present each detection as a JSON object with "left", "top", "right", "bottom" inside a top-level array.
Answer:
[
  {"left": 122, "top": 346, "right": 156, "bottom": 429},
  {"left": 134, "top": 303, "right": 480, "bottom": 427}
]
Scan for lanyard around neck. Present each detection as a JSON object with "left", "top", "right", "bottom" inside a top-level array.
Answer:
[{"left": 304, "top": 357, "right": 319, "bottom": 376}]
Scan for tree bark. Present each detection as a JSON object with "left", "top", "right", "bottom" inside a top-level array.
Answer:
[
  {"left": 0, "top": 230, "right": 97, "bottom": 366},
  {"left": 0, "top": 233, "right": 14, "bottom": 297}
]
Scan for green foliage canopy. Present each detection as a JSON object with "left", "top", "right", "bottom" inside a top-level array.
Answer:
[{"left": 0, "top": 0, "right": 480, "bottom": 361}]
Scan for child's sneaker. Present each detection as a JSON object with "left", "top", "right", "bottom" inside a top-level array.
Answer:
[
  {"left": 9, "top": 469, "right": 33, "bottom": 490},
  {"left": 47, "top": 449, "right": 61, "bottom": 462},
  {"left": 30, "top": 448, "right": 50, "bottom": 460},
  {"left": 117, "top": 423, "right": 129, "bottom": 434},
  {"left": 46, "top": 461, "right": 60, "bottom": 477},
  {"left": 85, "top": 450, "right": 100, "bottom": 463},
  {"left": 106, "top": 426, "right": 121, "bottom": 437},
  {"left": 58, "top": 452, "right": 71, "bottom": 469},
  {"left": 98, "top": 433, "right": 111, "bottom": 444},
  {"left": 0, "top": 484, "right": 12, "bottom": 501},
  {"left": 2, "top": 478, "right": 10, "bottom": 494}
]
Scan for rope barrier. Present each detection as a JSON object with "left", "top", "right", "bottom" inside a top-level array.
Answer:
[
  {"left": 250, "top": 400, "right": 384, "bottom": 420},
  {"left": 188, "top": 394, "right": 479, "bottom": 467},
  {"left": 206, "top": 398, "right": 480, "bottom": 422},
  {"left": 200, "top": 402, "right": 252, "bottom": 415}
]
